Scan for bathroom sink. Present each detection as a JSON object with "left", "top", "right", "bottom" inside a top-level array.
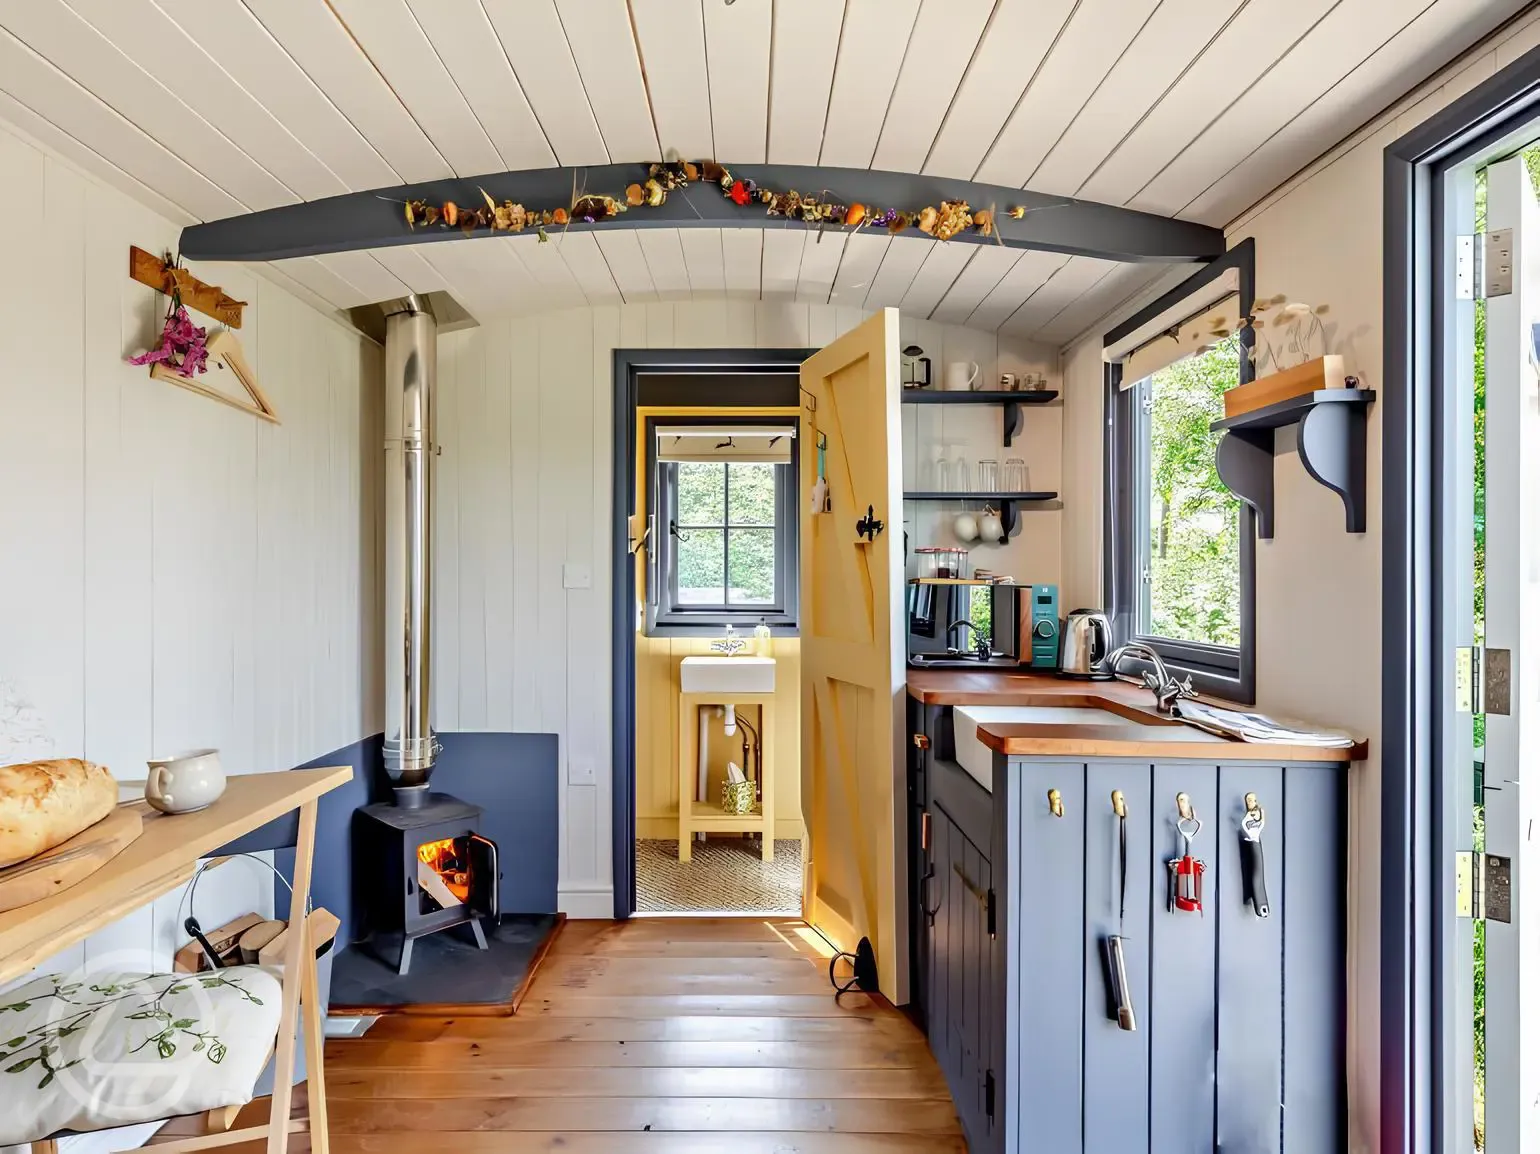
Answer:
[
  {"left": 680, "top": 656, "right": 776, "bottom": 695},
  {"left": 950, "top": 704, "right": 1226, "bottom": 792}
]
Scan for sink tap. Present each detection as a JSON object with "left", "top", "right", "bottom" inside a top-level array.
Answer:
[
  {"left": 948, "top": 619, "right": 993, "bottom": 662},
  {"left": 710, "top": 625, "right": 747, "bottom": 656},
  {"left": 1107, "top": 642, "right": 1196, "bottom": 714}
]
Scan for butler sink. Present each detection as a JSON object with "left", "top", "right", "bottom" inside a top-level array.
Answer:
[{"left": 680, "top": 656, "right": 776, "bottom": 695}]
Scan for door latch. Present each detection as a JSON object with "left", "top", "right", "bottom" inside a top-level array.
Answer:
[{"left": 856, "top": 505, "right": 885, "bottom": 541}]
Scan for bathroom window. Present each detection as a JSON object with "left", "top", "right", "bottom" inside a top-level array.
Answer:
[{"left": 647, "top": 420, "right": 799, "bottom": 635}]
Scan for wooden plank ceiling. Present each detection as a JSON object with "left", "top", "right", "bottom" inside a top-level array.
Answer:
[{"left": 0, "top": 0, "right": 1523, "bottom": 342}]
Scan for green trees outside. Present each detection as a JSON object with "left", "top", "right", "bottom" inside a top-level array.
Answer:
[
  {"left": 674, "top": 461, "right": 779, "bottom": 605},
  {"left": 1145, "top": 337, "right": 1243, "bottom": 646}
]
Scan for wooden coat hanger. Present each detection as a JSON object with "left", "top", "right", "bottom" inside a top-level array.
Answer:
[{"left": 151, "top": 330, "right": 279, "bottom": 424}]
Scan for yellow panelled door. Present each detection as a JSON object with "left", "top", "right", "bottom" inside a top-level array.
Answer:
[{"left": 798, "top": 308, "right": 907, "bottom": 1001}]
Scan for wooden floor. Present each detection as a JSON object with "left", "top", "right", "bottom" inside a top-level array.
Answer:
[{"left": 320, "top": 917, "right": 964, "bottom": 1152}]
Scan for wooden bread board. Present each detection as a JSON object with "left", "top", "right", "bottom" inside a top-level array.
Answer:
[
  {"left": 0, "top": 804, "right": 145, "bottom": 912},
  {"left": 1222, "top": 354, "right": 1347, "bottom": 418}
]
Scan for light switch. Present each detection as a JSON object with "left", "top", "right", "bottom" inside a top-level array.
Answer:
[
  {"left": 563, "top": 563, "right": 592, "bottom": 590},
  {"left": 568, "top": 761, "right": 596, "bottom": 786}
]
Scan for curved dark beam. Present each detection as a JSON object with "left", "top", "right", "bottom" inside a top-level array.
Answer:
[{"left": 177, "top": 163, "right": 1224, "bottom": 265}]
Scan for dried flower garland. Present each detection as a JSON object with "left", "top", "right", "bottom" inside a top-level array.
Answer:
[{"left": 393, "top": 161, "right": 1020, "bottom": 244}]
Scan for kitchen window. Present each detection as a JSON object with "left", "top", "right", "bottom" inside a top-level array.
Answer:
[
  {"left": 647, "top": 420, "right": 798, "bottom": 634},
  {"left": 1104, "top": 242, "right": 1256, "bottom": 701}
]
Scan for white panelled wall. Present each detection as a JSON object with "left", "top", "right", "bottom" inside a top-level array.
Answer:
[
  {"left": 0, "top": 116, "right": 383, "bottom": 985},
  {"left": 432, "top": 301, "right": 1058, "bottom": 914}
]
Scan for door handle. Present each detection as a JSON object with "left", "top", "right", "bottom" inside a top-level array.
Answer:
[{"left": 856, "top": 505, "right": 885, "bottom": 541}]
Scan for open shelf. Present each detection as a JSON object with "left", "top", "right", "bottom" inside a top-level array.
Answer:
[
  {"left": 902, "top": 491, "right": 1059, "bottom": 544},
  {"left": 1209, "top": 387, "right": 1376, "bottom": 539},
  {"left": 902, "top": 389, "right": 1057, "bottom": 448},
  {"left": 902, "top": 389, "right": 1059, "bottom": 404}
]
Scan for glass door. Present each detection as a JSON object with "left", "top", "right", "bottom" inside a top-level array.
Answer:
[{"left": 1473, "top": 151, "right": 1540, "bottom": 1154}]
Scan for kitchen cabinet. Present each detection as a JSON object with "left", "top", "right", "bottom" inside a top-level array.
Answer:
[{"left": 905, "top": 696, "right": 1350, "bottom": 1154}]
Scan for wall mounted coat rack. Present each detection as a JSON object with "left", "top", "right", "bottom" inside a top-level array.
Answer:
[{"left": 128, "top": 247, "right": 245, "bottom": 328}]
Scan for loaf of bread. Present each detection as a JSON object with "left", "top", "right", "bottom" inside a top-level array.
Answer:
[{"left": 0, "top": 759, "right": 117, "bottom": 869}]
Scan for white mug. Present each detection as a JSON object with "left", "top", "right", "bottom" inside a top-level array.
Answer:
[
  {"left": 146, "top": 749, "right": 226, "bottom": 814},
  {"left": 943, "top": 361, "right": 980, "bottom": 391}
]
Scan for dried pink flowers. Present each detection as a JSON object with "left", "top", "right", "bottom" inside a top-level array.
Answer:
[{"left": 128, "top": 304, "right": 209, "bottom": 378}]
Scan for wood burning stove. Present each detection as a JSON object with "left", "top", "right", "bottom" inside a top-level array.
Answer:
[{"left": 357, "top": 793, "right": 498, "bottom": 974}]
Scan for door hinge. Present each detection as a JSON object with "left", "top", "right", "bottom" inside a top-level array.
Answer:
[
  {"left": 921, "top": 810, "right": 931, "bottom": 852},
  {"left": 986, "top": 888, "right": 997, "bottom": 939},
  {"left": 1456, "top": 234, "right": 1477, "bottom": 300},
  {"left": 1454, "top": 646, "right": 1511, "bottom": 715},
  {"left": 1457, "top": 851, "right": 1513, "bottom": 922},
  {"left": 984, "top": 1069, "right": 996, "bottom": 1120},
  {"left": 1486, "top": 228, "right": 1515, "bottom": 297}
]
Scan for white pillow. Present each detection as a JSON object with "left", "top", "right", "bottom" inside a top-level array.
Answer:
[{"left": 0, "top": 966, "right": 283, "bottom": 1144}]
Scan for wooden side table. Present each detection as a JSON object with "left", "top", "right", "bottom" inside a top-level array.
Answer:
[{"left": 677, "top": 691, "right": 775, "bottom": 863}]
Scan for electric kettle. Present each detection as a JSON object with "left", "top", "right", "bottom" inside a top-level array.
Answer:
[{"left": 1059, "top": 609, "right": 1114, "bottom": 679}]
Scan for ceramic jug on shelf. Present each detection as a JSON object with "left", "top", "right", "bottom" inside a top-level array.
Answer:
[{"left": 943, "top": 361, "right": 980, "bottom": 391}]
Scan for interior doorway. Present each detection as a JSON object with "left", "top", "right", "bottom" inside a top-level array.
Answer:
[{"left": 610, "top": 349, "right": 812, "bottom": 919}]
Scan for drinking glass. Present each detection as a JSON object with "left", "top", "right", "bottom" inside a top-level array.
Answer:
[
  {"left": 951, "top": 452, "right": 971, "bottom": 492},
  {"left": 976, "top": 459, "right": 998, "bottom": 493},
  {"left": 1003, "top": 458, "right": 1026, "bottom": 492},
  {"left": 932, "top": 453, "right": 952, "bottom": 491}
]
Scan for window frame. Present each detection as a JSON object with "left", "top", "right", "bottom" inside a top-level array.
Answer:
[
  {"left": 1103, "top": 239, "right": 1257, "bottom": 703},
  {"left": 645, "top": 416, "right": 800, "bottom": 636}
]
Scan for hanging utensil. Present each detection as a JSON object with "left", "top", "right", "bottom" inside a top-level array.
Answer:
[
  {"left": 1167, "top": 794, "right": 1206, "bottom": 915},
  {"left": 1240, "top": 792, "right": 1271, "bottom": 918},
  {"left": 1100, "top": 789, "right": 1136, "bottom": 1031}
]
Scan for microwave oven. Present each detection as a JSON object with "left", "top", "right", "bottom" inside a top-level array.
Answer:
[{"left": 906, "top": 581, "right": 1026, "bottom": 665}]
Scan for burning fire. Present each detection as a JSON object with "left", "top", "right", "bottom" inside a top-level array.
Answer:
[{"left": 417, "top": 837, "right": 471, "bottom": 904}]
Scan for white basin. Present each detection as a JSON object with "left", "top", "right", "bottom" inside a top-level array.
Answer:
[
  {"left": 680, "top": 655, "right": 776, "bottom": 695},
  {"left": 950, "top": 704, "right": 1227, "bottom": 793}
]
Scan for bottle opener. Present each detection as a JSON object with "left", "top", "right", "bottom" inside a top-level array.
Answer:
[
  {"left": 1240, "top": 794, "right": 1270, "bottom": 918},
  {"left": 1167, "top": 811, "right": 1205, "bottom": 914}
]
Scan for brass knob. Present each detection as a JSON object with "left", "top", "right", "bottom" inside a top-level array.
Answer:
[
  {"left": 1047, "top": 788, "right": 1064, "bottom": 818},
  {"left": 912, "top": 734, "right": 931, "bottom": 750},
  {"left": 1111, "top": 789, "right": 1127, "bottom": 818}
]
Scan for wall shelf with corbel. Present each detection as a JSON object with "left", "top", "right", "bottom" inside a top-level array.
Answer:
[{"left": 1210, "top": 386, "right": 1375, "bottom": 539}]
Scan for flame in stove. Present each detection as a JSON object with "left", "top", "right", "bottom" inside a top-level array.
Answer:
[{"left": 417, "top": 836, "right": 471, "bottom": 905}]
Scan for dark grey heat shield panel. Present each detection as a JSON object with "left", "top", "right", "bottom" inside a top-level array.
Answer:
[
  {"left": 1283, "top": 766, "right": 1348, "bottom": 1152},
  {"left": 1148, "top": 762, "right": 1219, "bottom": 1152},
  {"left": 1010, "top": 763, "right": 1086, "bottom": 1154},
  {"left": 1217, "top": 764, "right": 1284, "bottom": 1154},
  {"left": 1082, "top": 761, "right": 1154, "bottom": 1153}
]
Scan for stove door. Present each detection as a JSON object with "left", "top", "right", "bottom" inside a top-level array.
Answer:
[{"left": 470, "top": 833, "right": 499, "bottom": 920}]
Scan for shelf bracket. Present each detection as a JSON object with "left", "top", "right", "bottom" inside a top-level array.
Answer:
[
  {"left": 997, "top": 500, "right": 1017, "bottom": 544},
  {"left": 1215, "top": 430, "right": 1275, "bottom": 540},
  {"left": 1002, "top": 400, "right": 1022, "bottom": 448},
  {"left": 1297, "top": 401, "right": 1367, "bottom": 533}
]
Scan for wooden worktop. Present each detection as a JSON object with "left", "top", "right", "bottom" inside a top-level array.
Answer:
[{"left": 907, "top": 668, "right": 1364, "bottom": 762}]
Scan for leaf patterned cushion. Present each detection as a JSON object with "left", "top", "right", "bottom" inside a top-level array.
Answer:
[{"left": 0, "top": 966, "right": 283, "bottom": 1143}]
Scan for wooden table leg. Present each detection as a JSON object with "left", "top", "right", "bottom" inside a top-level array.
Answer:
[
  {"left": 760, "top": 699, "right": 775, "bottom": 862},
  {"left": 266, "top": 799, "right": 317, "bottom": 1154},
  {"left": 678, "top": 695, "right": 693, "bottom": 862},
  {"left": 299, "top": 918, "right": 329, "bottom": 1154}
]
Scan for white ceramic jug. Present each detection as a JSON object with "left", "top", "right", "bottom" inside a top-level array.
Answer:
[
  {"left": 145, "top": 749, "right": 226, "bottom": 814},
  {"left": 943, "top": 361, "right": 980, "bottom": 391}
]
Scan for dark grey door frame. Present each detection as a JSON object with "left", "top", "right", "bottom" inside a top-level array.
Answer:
[
  {"left": 610, "top": 347, "right": 814, "bottom": 919},
  {"left": 1382, "top": 44, "right": 1540, "bottom": 1154}
]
